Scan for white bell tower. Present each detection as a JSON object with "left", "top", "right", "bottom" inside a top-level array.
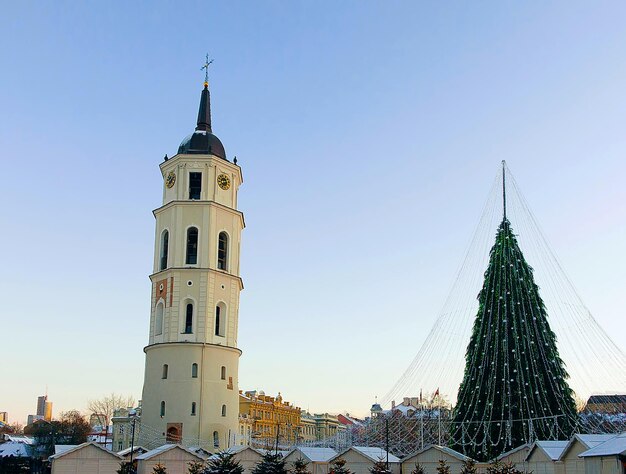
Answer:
[{"left": 140, "top": 71, "right": 244, "bottom": 450}]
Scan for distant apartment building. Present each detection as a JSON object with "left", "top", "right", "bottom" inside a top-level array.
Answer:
[
  {"left": 0, "top": 412, "right": 7, "bottom": 423},
  {"left": 111, "top": 407, "right": 141, "bottom": 453},
  {"left": 35, "top": 395, "right": 52, "bottom": 421}
]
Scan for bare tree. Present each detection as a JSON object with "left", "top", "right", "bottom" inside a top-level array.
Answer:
[{"left": 87, "top": 393, "right": 136, "bottom": 426}]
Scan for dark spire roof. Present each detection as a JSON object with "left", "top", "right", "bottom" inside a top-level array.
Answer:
[
  {"left": 195, "top": 83, "right": 212, "bottom": 132},
  {"left": 178, "top": 82, "right": 227, "bottom": 160}
]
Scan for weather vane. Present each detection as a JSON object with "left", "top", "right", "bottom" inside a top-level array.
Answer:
[{"left": 201, "top": 54, "right": 213, "bottom": 87}]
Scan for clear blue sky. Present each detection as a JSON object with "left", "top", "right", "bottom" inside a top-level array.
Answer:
[{"left": 1, "top": 2, "right": 625, "bottom": 425}]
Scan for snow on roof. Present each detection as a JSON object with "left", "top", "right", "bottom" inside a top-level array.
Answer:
[
  {"left": 405, "top": 444, "right": 470, "bottom": 462},
  {"left": 135, "top": 443, "right": 204, "bottom": 461},
  {"left": 495, "top": 443, "right": 530, "bottom": 461},
  {"left": 117, "top": 445, "right": 147, "bottom": 456},
  {"left": 54, "top": 445, "right": 79, "bottom": 456},
  {"left": 528, "top": 441, "right": 569, "bottom": 461},
  {"left": 579, "top": 432, "right": 626, "bottom": 457},
  {"left": 4, "top": 435, "right": 34, "bottom": 445},
  {"left": 559, "top": 434, "right": 617, "bottom": 460},
  {"left": 255, "top": 448, "right": 291, "bottom": 457},
  {"left": 351, "top": 446, "right": 401, "bottom": 463},
  {"left": 291, "top": 447, "right": 337, "bottom": 462},
  {"left": 0, "top": 442, "right": 30, "bottom": 457},
  {"left": 49, "top": 442, "right": 121, "bottom": 460}
]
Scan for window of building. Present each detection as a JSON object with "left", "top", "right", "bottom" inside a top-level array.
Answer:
[
  {"left": 191, "top": 402, "right": 196, "bottom": 416},
  {"left": 184, "top": 303, "right": 193, "bottom": 334},
  {"left": 160, "top": 401, "right": 166, "bottom": 417},
  {"left": 155, "top": 302, "right": 164, "bottom": 336},
  {"left": 220, "top": 366, "right": 226, "bottom": 380},
  {"left": 162, "top": 364, "right": 168, "bottom": 379},
  {"left": 221, "top": 404, "right": 226, "bottom": 417},
  {"left": 186, "top": 227, "right": 198, "bottom": 264},
  {"left": 160, "top": 230, "right": 169, "bottom": 270},
  {"left": 189, "top": 172, "right": 202, "bottom": 199},
  {"left": 192, "top": 363, "right": 198, "bottom": 378},
  {"left": 118, "top": 441, "right": 123, "bottom": 451},
  {"left": 217, "top": 232, "right": 228, "bottom": 270},
  {"left": 213, "top": 431, "right": 219, "bottom": 448},
  {"left": 215, "top": 304, "right": 225, "bottom": 337}
]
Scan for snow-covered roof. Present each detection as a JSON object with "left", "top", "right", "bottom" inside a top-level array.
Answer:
[
  {"left": 405, "top": 444, "right": 470, "bottom": 462},
  {"left": 526, "top": 441, "right": 569, "bottom": 461},
  {"left": 255, "top": 448, "right": 291, "bottom": 457},
  {"left": 0, "top": 442, "right": 30, "bottom": 457},
  {"left": 49, "top": 442, "right": 121, "bottom": 460},
  {"left": 3, "top": 435, "right": 34, "bottom": 445},
  {"left": 54, "top": 445, "right": 78, "bottom": 455},
  {"left": 344, "top": 446, "right": 400, "bottom": 464},
  {"left": 559, "top": 434, "right": 617, "bottom": 460},
  {"left": 135, "top": 443, "right": 204, "bottom": 461},
  {"left": 117, "top": 445, "right": 147, "bottom": 456},
  {"left": 289, "top": 447, "right": 337, "bottom": 462},
  {"left": 494, "top": 443, "right": 530, "bottom": 462},
  {"left": 579, "top": 432, "right": 626, "bottom": 458}
]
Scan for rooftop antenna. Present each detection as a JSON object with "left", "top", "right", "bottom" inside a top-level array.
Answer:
[
  {"left": 502, "top": 160, "right": 507, "bottom": 220},
  {"left": 201, "top": 53, "right": 213, "bottom": 88}
]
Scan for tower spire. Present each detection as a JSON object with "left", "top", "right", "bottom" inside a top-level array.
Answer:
[
  {"left": 502, "top": 160, "right": 507, "bottom": 220},
  {"left": 196, "top": 54, "right": 213, "bottom": 132}
]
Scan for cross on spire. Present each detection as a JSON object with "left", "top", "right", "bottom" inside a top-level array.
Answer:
[{"left": 201, "top": 54, "right": 213, "bottom": 88}]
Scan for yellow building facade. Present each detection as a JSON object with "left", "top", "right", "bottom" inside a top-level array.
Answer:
[{"left": 238, "top": 391, "right": 301, "bottom": 446}]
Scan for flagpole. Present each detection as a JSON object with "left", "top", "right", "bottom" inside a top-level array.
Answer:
[
  {"left": 437, "top": 389, "right": 441, "bottom": 446},
  {"left": 420, "top": 389, "right": 424, "bottom": 450}
]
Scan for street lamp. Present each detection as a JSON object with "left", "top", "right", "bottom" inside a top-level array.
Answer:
[{"left": 128, "top": 409, "right": 138, "bottom": 474}]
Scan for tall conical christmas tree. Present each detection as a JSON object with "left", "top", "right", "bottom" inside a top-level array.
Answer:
[{"left": 452, "top": 163, "right": 577, "bottom": 461}]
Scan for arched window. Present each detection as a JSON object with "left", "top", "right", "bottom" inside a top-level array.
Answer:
[
  {"left": 215, "top": 304, "right": 225, "bottom": 337},
  {"left": 221, "top": 404, "right": 227, "bottom": 417},
  {"left": 160, "top": 230, "right": 169, "bottom": 270},
  {"left": 155, "top": 302, "right": 164, "bottom": 336},
  {"left": 192, "top": 363, "right": 198, "bottom": 378},
  {"left": 217, "top": 232, "right": 228, "bottom": 270},
  {"left": 162, "top": 364, "right": 168, "bottom": 379},
  {"left": 184, "top": 303, "right": 193, "bottom": 334},
  {"left": 213, "top": 431, "right": 219, "bottom": 448},
  {"left": 166, "top": 426, "right": 179, "bottom": 442},
  {"left": 160, "top": 401, "right": 166, "bottom": 417},
  {"left": 220, "top": 366, "right": 226, "bottom": 380},
  {"left": 186, "top": 227, "right": 198, "bottom": 264},
  {"left": 191, "top": 402, "right": 196, "bottom": 416}
]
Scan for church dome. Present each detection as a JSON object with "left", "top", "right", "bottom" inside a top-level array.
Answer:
[
  {"left": 178, "top": 130, "right": 226, "bottom": 159},
  {"left": 177, "top": 82, "right": 228, "bottom": 160}
]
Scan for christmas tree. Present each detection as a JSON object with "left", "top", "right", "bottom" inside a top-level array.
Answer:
[
  {"left": 459, "top": 459, "right": 477, "bottom": 474},
  {"left": 251, "top": 452, "right": 287, "bottom": 474},
  {"left": 292, "top": 458, "right": 310, "bottom": 474},
  {"left": 370, "top": 460, "right": 391, "bottom": 474},
  {"left": 410, "top": 463, "right": 425, "bottom": 474},
  {"left": 204, "top": 451, "right": 244, "bottom": 474},
  {"left": 435, "top": 460, "right": 450, "bottom": 474},
  {"left": 187, "top": 460, "right": 205, "bottom": 474},
  {"left": 117, "top": 461, "right": 134, "bottom": 474},
  {"left": 153, "top": 464, "right": 168, "bottom": 474},
  {"left": 329, "top": 459, "right": 353, "bottom": 474},
  {"left": 452, "top": 164, "right": 577, "bottom": 461}
]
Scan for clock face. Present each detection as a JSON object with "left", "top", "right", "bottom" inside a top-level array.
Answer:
[
  {"left": 217, "top": 173, "right": 231, "bottom": 190},
  {"left": 165, "top": 171, "right": 176, "bottom": 188}
]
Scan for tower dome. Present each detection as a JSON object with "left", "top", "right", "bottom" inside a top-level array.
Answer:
[{"left": 177, "top": 83, "right": 227, "bottom": 160}]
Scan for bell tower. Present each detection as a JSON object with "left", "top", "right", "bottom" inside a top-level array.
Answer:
[{"left": 140, "top": 70, "right": 244, "bottom": 450}]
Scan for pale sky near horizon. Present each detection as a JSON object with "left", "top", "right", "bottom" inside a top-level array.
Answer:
[{"left": 1, "top": 2, "right": 626, "bottom": 426}]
